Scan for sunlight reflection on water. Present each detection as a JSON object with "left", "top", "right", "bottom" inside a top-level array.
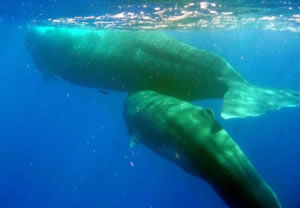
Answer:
[{"left": 29, "top": 1, "right": 300, "bottom": 32}]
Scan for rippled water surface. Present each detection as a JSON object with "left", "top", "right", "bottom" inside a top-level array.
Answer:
[{"left": 22, "top": 1, "right": 300, "bottom": 32}]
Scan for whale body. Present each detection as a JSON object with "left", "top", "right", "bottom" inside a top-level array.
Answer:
[
  {"left": 123, "top": 90, "right": 281, "bottom": 208},
  {"left": 25, "top": 26, "right": 300, "bottom": 119}
]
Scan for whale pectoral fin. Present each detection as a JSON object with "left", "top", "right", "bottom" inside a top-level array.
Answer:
[
  {"left": 129, "top": 136, "right": 138, "bottom": 148},
  {"left": 221, "top": 83, "right": 300, "bottom": 119}
]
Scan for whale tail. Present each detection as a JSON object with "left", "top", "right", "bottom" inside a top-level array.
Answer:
[{"left": 221, "top": 83, "right": 300, "bottom": 119}]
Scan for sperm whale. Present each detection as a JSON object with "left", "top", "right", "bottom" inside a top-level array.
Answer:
[
  {"left": 123, "top": 90, "right": 282, "bottom": 208},
  {"left": 25, "top": 26, "right": 300, "bottom": 119}
]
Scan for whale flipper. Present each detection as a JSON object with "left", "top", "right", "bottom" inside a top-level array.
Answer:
[
  {"left": 129, "top": 136, "right": 138, "bottom": 148},
  {"left": 222, "top": 83, "right": 300, "bottom": 119}
]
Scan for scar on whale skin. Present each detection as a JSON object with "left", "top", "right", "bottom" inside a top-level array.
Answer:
[{"left": 123, "top": 90, "right": 282, "bottom": 208}]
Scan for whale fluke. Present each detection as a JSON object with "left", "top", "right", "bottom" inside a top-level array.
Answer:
[
  {"left": 124, "top": 90, "right": 282, "bottom": 208},
  {"left": 222, "top": 83, "right": 300, "bottom": 119}
]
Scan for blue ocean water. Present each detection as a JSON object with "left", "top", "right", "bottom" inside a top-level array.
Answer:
[{"left": 1, "top": 1, "right": 300, "bottom": 208}]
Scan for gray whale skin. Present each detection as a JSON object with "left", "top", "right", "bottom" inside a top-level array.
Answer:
[
  {"left": 25, "top": 26, "right": 300, "bottom": 119},
  {"left": 124, "top": 90, "right": 282, "bottom": 208}
]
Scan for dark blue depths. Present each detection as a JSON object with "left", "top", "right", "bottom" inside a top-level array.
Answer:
[{"left": 1, "top": 16, "right": 300, "bottom": 208}]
